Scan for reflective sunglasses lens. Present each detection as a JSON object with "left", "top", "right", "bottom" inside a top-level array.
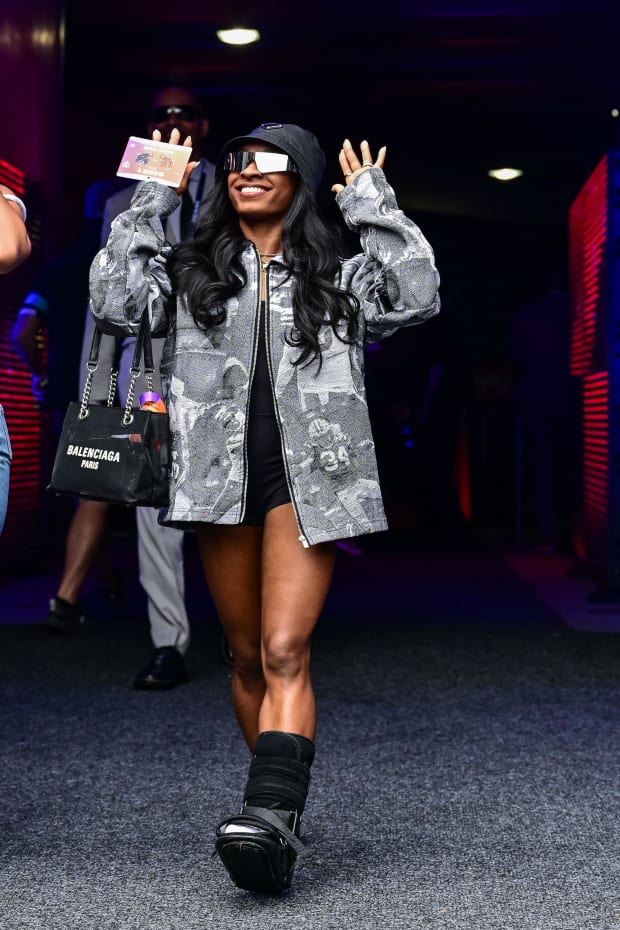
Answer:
[
  {"left": 225, "top": 152, "right": 250, "bottom": 172},
  {"left": 254, "top": 152, "right": 294, "bottom": 173}
]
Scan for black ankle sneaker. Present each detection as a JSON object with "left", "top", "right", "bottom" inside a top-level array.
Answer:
[{"left": 43, "top": 597, "right": 85, "bottom": 635}]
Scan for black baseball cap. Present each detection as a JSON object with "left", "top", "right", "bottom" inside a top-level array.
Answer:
[{"left": 218, "top": 122, "right": 326, "bottom": 193}]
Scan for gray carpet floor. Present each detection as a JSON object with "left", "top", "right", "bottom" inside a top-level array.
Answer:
[{"left": 1, "top": 542, "right": 619, "bottom": 929}]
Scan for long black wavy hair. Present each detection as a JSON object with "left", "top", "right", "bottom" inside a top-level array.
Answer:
[{"left": 166, "top": 174, "right": 360, "bottom": 368}]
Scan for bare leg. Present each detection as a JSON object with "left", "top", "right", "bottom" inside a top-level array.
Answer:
[
  {"left": 196, "top": 522, "right": 265, "bottom": 748},
  {"left": 259, "top": 504, "right": 335, "bottom": 739},
  {"left": 56, "top": 499, "right": 109, "bottom": 604},
  {"left": 196, "top": 506, "right": 335, "bottom": 748}
]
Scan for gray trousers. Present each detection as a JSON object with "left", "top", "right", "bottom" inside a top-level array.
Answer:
[{"left": 80, "top": 310, "right": 190, "bottom": 654}]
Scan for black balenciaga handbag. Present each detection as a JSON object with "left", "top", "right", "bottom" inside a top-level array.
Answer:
[{"left": 49, "top": 309, "right": 169, "bottom": 508}]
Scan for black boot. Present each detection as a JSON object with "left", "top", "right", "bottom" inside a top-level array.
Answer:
[{"left": 215, "top": 731, "right": 314, "bottom": 893}]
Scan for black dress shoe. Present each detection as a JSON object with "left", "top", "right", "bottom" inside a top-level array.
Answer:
[{"left": 133, "top": 646, "right": 189, "bottom": 691}]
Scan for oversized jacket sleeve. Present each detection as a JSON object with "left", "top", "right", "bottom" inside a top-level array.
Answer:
[
  {"left": 89, "top": 181, "right": 180, "bottom": 338},
  {"left": 336, "top": 167, "right": 440, "bottom": 343}
]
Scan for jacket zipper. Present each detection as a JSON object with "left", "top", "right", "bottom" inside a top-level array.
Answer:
[
  {"left": 263, "top": 263, "right": 309, "bottom": 548},
  {"left": 239, "top": 251, "right": 262, "bottom": 523}
]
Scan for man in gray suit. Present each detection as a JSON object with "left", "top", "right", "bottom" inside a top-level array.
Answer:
[{"left": 45, "top": 85, "right": 215, "bottom": 690}]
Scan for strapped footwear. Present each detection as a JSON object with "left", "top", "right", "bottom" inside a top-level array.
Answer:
[
  {"left": 214, "top": 805, "right": 305, "bottom": 894},
  {"left": 214, "top": 731, "right": 314, "bottom": 893}
]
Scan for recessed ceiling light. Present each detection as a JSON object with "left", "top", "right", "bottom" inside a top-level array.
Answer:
[
  {"left": 487, "top": 168, "right": 523, "bottom": 182},
  {"left": 217, "top": 27, "right": 260, "bottom": 46}
]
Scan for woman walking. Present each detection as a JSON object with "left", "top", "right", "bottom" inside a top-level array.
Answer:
[{"left": 90, "top": 121, "right": 440, "bottom": 893}]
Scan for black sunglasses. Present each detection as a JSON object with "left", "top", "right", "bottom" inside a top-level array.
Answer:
[
  {"left": 150, "top": 105, "right": 201, "bottom": 123},
  {"left": 225, "top": 151, "right": 298, "bottom": 174}
]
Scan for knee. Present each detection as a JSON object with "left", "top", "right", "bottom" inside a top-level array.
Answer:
[{"left": 262, "top": 632, "right": 309, "bottom": 681}]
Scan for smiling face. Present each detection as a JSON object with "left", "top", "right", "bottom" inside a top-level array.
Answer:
[{"left": 226, "top": 142, "right": 299, "bottom": 223}]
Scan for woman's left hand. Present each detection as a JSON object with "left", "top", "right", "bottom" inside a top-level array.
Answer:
[
  {"left": 331, "top": 139, "right": 386, "bottom": 194},
  {"left": 152, "top": 127, "right": 199, "bottom": 194}
]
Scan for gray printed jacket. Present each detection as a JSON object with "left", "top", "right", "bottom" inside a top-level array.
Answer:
[{"left": 89, "top": 168, "right": 440, "bottom": 546}]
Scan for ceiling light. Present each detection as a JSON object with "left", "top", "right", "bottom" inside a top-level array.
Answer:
[
  {"left": 217, "top": 27, "right": 260, "bottom": 46},
  {"left": 611, "top": 108, "right": 619, "bottom": 119},
  {"left": 487, "top": 168, "right": 523, "bottom": 182}
]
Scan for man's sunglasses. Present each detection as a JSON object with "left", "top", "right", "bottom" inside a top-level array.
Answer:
[
  {"left": 150, "top": 105, "right": 201, "bottom": 123},
  {"left": 225, "top": 151, "right": 298, "bottom": 174}
]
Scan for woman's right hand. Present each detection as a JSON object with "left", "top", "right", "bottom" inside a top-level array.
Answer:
[{"left": 151, "top": 127, "right": 198, "bottom": 194}]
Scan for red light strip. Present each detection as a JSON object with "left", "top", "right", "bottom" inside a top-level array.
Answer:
[
  {"left": 569, "top": 156, "right": 607, "bottom": 377},
  {"left": 582, "top": 371, "right": 608, "bottom": 537}
]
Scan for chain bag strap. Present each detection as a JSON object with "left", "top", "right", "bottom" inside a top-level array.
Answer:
[{"left": 49, "top": 310, "right": 170, "bottom": 508}]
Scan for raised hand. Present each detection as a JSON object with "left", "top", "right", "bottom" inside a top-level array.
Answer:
[
  {"left": 152, "top": 126, "right": 198, "bottom": 194},
  {"left": 331, "top": 138, "right": 386, "bottom": 194}
]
